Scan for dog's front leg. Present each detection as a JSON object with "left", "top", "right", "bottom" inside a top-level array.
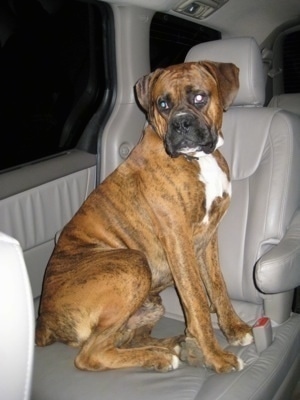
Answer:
[
  {"left": 199, "top": 234, "right": 253, "bottom": 346},
  {"left": 162, "top": 229, "right": 244, "bottom": 373}
]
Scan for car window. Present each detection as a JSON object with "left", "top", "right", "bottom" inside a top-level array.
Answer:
[
  {"left": 150, "top": 12, "right": 220, "bottom": 71},
  {"left": 283, "top": 30, "right": 300, "bottom": 93},
  {"left": 0, "top": 0, "right": 112, "bottom": 171}
]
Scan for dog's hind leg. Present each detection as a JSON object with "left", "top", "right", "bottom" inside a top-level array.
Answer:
[
  {"left": 37, "top": 248, "right": 153, "bottom": 347},
  {"left": 121, "top": 294, "right": 184, "bottom": 352},
  {"left": 74, "top": 294, "right": 181, "bottom": 372},
  {"left": 74, "top": 326, "right": 180, "bottom": 372},
  {"left": 63, "top": 250, "right": 181, "bottom": 372}
]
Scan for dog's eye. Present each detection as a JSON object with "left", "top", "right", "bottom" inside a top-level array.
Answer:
[
  {"left": 158, "top": 99, "right": 169, "bottom": 110},
  {"left": 194, "top": 94, "right": 205, "bottom": 105}
]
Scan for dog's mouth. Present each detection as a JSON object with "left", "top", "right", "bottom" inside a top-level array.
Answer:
[
  {"left": 177, "top": 142, "right": 215, "bottom": 156},
  {"left": 165, "top": 133, "right": 224, "bottom": 159}
]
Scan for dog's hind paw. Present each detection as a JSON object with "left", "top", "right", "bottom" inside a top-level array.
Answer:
[
  {"left": 237, "top": 357, "right": 244, "bottom": 371},
  {"left": 144, "top": 351, "right": 180, "bottom": 372},
  {"left": 171, "top": 355, "right": 180, "bottom": 370},
  {"left": 179, "top": 337, "right": 205, "bottom": 367}
]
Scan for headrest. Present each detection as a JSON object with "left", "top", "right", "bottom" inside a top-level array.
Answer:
[{"left": 185, "top": 37, "right": 265, "bottom": 107}]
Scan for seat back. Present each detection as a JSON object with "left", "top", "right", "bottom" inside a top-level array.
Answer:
[
  {"left": 268, "top": 93, "right": 300, "bottom": 115},
  {"left": 185, "top": 37, "right": 300, "bottom": 322},
  {"left": 0, "top": 232, "right": 34, "bottom": 400}
]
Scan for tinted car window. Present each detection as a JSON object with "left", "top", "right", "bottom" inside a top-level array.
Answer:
[
  {"left": 283, "top": 30, "right": 300, "bottom": 93},
  {"left": 150, "top": 12, "right": 220, "bottom": 71},
  {"left": 0, "top": 0, "right": 108, "bottom": 171}
]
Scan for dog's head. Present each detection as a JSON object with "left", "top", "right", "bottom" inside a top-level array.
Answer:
[{"left": 135, "top": 61, "right": 239, "bottom": 158}]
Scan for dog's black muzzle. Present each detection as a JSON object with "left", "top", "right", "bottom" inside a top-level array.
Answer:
[{"left": 164, "top": 113, "right": 217, "bottom": 158}]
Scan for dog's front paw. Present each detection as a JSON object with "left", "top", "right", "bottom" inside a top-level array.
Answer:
[
  {"left": 230, "top": 331, "right": 253, "bottom": 346},
  {"left": 205, "top": 348, "right": 244, "bottom": 373},
  {"left": 225, "top": 322, "right": 253, "bottom": 346},
  {"left": 179, "top": 337, "right": 245, "bottom": 373}
]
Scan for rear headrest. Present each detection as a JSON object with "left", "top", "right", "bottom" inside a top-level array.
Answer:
[{"left": 185, "top": 37, "right": 265, "bottom": 107}]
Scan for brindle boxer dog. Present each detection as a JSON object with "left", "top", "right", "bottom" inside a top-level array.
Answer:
[{"left": 36, "top": 61, "right": 253, "bottom": 373}]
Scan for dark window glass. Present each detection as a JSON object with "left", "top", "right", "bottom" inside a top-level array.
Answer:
[
  {"left": 0, "top": 0, "right": 108, "bottom": 170},
  {"left": 283, "top": 30, "right": 300, "bottom": 93},
  {"left": 150, "top": 12, "right": 221, "bottom": 71}
]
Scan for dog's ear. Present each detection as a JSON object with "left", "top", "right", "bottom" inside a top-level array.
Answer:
[
  {"left": 135, "top": 69, "right": 163, "bottom": 113},
  {"left": 200, "top": 61, "right": 239, "bottom": 111}
]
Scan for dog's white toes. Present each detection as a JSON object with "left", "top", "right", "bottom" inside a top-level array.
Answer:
[
  {"left": 171, "top": 355, "right": 180, "bottom": 370},
  {"left": 236, "top": 357, "right": 244, "bottom": 371},
  {"left": 173, "top": 344, "right": 181, "bottom": 356},
  {"left": 231, "top": 332, "right": 254, "bottom": 346},
  {"left": 239, "top": 332, "right": 254, "bottom": 346},
  {"left": 243, "top": 332, "right": 254, "bottom": 345}
]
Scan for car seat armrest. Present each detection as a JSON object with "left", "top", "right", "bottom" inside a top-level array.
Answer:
[{"left": 255, "top": 209, "right": 300, "bottom": 294}]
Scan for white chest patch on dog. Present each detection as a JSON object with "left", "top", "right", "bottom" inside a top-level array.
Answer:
[{"left": 197, "top": 154, "right": 231, "bottom": 224}]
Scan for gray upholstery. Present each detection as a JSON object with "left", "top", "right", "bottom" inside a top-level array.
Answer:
[
  {"left": 0, "top": 232, "right": 34, "bottom": 400},
  {"left": 186, "top": 37, "right": 266, "bottom": 107},
  {"left": 187, "top": 37, "right": 300, "bottom": 301},
  {"left": 0, "top": 151, "right": 96, "bottom": 302},
  {"left": 268, "top": 93, "right": 300, "bottom": 116},
  {"left": 31, "top": 37, "right": 300, "bottom": 399}
]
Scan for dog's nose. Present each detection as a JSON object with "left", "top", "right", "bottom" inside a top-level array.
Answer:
[{"left": 172, "top": 115, "right": 194, "bottom": 134}]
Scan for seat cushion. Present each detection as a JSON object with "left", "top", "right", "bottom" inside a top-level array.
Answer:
[{"left": 32, "top": 313, "right": 300, "bottom": 400}]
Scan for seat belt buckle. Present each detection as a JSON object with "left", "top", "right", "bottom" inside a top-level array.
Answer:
[{"left": 253, "top": 317, "right": 273, "bottom": 354}]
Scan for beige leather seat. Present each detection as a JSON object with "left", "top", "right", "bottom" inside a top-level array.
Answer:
[
  {"left": 31, "top": 37, "right": 300, "bottom": 399},
  {"left": 185, "top": 36, "right": 300, "bottom": 325},
  {"left": 269, "top": 93, "right": 300, "bottom": 115}
]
